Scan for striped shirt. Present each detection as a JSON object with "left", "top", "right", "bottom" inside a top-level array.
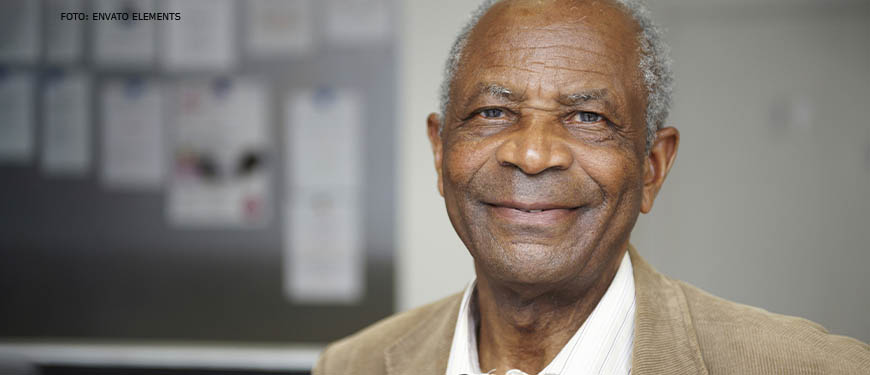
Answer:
[{"left": 445, "top": 252, "right": 636, "bottom": 375}]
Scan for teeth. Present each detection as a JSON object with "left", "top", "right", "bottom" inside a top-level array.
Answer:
[{"left": 528, "top": 209, "right": 543, "bottom": 213}]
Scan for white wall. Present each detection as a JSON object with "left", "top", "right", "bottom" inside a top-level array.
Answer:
[
  {"left": 397, "top": 0, "right": 870, "bottom": 343},
  {"left": 397, "top": 0, "right": 480, "bottom": 313}
]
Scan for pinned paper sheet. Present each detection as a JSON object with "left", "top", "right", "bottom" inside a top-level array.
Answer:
[
  {"left": 284, "top": 88, "right": 364, "bottom": 304},
  {"left": 45, "top": 0, "right": 84, "bottom": 64},
  {"left": 100, "top": 78, "right": 165, "bottom": 189},
  {"left": 0, "top": 71, "right": 35, "bottom": 163},
  {"left": 161, "top": 0, "right": 236, "bottom": 71},
  {"left": 0, "top": 0, "right": 40, "bottom": 63},
  {"left": 245, "top": 0, "right": 314, "bottom": 58},
  {"left": 41, "top": 71, "right": 91, "bottom": 175},
  {"left": 325, "top": 0, "right": 392, "bottom": 45},
  {"left": 167, "top": 78, "right": 271, "bottom": 227},
  {"left": 285, "top": 188, "right": 363, "bottom": 304},
  {"left": 92, "top": 0, "right": 156, "bottom": 67},
  {"left": 287, "top": 88, "right": 363, "bottom": 189}
]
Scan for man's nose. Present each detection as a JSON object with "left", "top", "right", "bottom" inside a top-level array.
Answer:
[{"left": 494, "top": 118, "right": 573, "bottom": 175}]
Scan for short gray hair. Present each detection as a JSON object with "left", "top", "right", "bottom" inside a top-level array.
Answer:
[{"left": 438, "top": 0, "right": 673, "bottom": 152}]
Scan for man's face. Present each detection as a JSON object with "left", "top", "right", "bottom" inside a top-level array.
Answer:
[{"left": 429, "top": 0, "right": 658, "bottom": 289}]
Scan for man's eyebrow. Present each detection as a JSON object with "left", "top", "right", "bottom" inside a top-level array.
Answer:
[
  {"left": 464, "top": 83, "right": 524, "bottom": 105},
  {"left": 558, "top": 88, "right": 610, "bottom": 106}
]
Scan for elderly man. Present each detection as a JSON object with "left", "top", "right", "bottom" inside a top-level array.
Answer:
[{"left": 313, "top": 0, "right": 870, "bottom": 374}]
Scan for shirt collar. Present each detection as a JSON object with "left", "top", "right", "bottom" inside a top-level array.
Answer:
[{"left": 445, "top": 252, "right": 636, "bottom": 375}]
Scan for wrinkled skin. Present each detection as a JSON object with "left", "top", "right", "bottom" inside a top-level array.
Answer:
[{"left": 426, "top": 0, "right": 680, "bottom": 373}]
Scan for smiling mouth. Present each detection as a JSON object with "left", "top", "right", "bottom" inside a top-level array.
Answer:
[
  {"left": 484, "top": 201, "right": 580, "bottom": 212},
  {"left": 483, "top": 201, "right": 581, "bottom": 225},
  {"left": 502, "top": 207, "right": 575, "bottom": 213}
]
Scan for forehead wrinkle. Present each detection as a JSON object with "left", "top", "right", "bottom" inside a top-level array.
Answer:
[
  {"left": 543, "top": 65, "right": 611, "bottom": 76},
  {"left": 475, "top": 14, "right": 632, "bottom": 52},
  {"left": 477, "top": 61, "right": 612, "bottom": 78},
  {"left": 475, "top": 44, "right": 617, "bottom": 62}
]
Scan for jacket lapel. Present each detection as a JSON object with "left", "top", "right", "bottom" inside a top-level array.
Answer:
[
  {"left": 384, "top": 292, "right": 462, "bottom": 375},
  {"left": 629, "top": 245, "right": 709, "bottom": 375}
]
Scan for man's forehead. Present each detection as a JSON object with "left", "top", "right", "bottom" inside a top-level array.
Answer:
[
  {"left": 451, "top": 0, "right": 642, "bottom": 112},
  {"left": 474, "top": 0, "right": 638, "bottom": 36},
  {"left": 461, "top": 0, "right": 641, "bottom": 78}
]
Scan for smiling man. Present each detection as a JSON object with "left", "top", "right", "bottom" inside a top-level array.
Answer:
[{"left": 313, "top": 0, "right": 869, "bottom": 374}]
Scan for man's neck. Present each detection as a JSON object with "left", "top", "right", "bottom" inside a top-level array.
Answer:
[{"left": 473, "top": 250, "right": 626, "bottom": 375}]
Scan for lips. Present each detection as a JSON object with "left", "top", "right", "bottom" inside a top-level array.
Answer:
[
  {"left": 487, "top": 200, "right": 579, "bottom": 212},
  {"left": 484, "top": 200, "right": 581, "bottom": 226}
]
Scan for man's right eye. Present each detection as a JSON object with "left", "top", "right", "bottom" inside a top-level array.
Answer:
[{"left": 479, "top": 108, "right": 505, "bottom": 118}]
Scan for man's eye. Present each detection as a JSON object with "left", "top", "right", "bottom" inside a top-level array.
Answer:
[
  {"left": 574, "top": 111, "right": 603, "bottom": 123},
  {"left": 479, "top": 108, "right": 505, "bottom": 118}
]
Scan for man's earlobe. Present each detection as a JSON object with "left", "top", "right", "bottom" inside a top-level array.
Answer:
[
  {"left": 640, "top": 126, "right": 679, "bottom": 213},
  {"left": 427, "top": 113, "right": 445, "bottom": 197}
]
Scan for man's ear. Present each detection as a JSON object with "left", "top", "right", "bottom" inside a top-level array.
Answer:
[
  {"left": 641, "top": 126, "right": 679, "bottom": 213},
  {"left": 427, "top": 113, "right": 445, "bottom": 197}
]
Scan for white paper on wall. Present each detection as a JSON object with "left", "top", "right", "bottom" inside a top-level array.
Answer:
[
  {"left": 41, "top": 71, "right": 91, "bottom": 175},
  {"left": 285, "top": 187, "right": 363, "bottom": 304},
  {"left": 284, "top": 88, "right": 364, "bottom": 304},
  {"left": 161, "top": 0, "right": 236, "bottom": 71},
  {"left": 92, "top": 0, "right": 156, "bottom": 67},
  {"left": 167, "top": 78, "right": 271, "bottom": 227},
  {"left": 287, "top": 88, "right": 363, "bottom": 189},
  {"left": 0, "top": 0, "right": 40, "bottom": 63},
  {"left": 324, "top": 0, "right": 391, "bottom": 45},
  {"left": 0, "top": 71, "right": 35, "bottom": 163},
  {"left": 245, "top": 0, "right": 314, "bottom": 58},
  {"left": 45, "top": 0, "right": 84, "bottom": 64},
  {"left": 101, "top": 78, "right": 165, "bottom": 189}
]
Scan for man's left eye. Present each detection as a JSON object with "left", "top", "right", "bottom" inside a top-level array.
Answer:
[
  {"left": 479, "top": 108, "right": 505, "bottom": 118},
  {"left": 574, "top": 111, "right": 603, "bottom": 123}
]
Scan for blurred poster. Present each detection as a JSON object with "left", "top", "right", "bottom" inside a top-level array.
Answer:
[
  {"left": 167, "top": 78, "right": 271, "bottom": 227},
  {"left": 161, "top": 0, "right": 236, "bottom": 71},
  {"left": 285, "top": 188, "right": 362, "bottom": 304},
  {"left": 45, "top": 0, "right": 84, "bottom": 64},
  {"left": 245, "top": 0, "right": 314, "bottom": 58},
  {"left": 93, "top": 0, "right": 156, "bottom": 67},
  {"left": 0, "top": 70, "right": 34, "bottom": 163},
  {"left": 0, "top": 0, "right": 40, "bottom": 63},
  {"left": 284, "top": 88, "right": 364, "bottom": 303},
  {"left": 287, "top": 88, "right": 362, "bottom": 188},
  {"left": 101, "top": 78, "right": 165, "bottom": 189},
  {"left": 325, "top": 0, "right": 391, "bottom": 45},
  {"left": 41, "top": 71, "right": 91, "bottom": 175}
]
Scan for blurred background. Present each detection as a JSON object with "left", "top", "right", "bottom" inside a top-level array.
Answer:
[{"left": 1, "top": 0, "right": 868, "bottom": 374}]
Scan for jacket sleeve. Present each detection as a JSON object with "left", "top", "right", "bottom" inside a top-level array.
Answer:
[{"left": 311, "top": 345, "right": 330, "bottom": 375}]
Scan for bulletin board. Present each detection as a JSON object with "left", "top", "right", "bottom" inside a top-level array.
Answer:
[{"left": 0, "top": 0, "right": 396, "bottom": 344}]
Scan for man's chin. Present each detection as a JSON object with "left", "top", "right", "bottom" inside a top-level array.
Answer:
[{"left": 477, "top": 242, "right": 586, "bottom": 287}]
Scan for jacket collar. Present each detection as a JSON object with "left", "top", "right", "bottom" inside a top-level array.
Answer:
[
  {"left": 628, "top": 244, "right": 709, "bottom": 375},
  {"left": 384, "top": 291, "right": 461, "bottom": 374},
  {"left": 384, "top": 244, "right": 709, "bottom": 375}
]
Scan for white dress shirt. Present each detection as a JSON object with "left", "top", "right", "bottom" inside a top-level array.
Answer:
[{"left": 445, "top": 252, "right": 636, "bottom": 375}]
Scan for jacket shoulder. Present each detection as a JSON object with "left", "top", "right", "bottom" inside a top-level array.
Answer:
[
  {"left": 677, "top": 281, "right": 870, "bottom": 374},
  {"left": 313, "top": 292, "right": 462, "bottom": 375}
]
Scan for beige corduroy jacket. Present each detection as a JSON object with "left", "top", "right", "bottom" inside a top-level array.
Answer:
[{"left": 313, "top": 246, "right": 870, "bottom": 374}]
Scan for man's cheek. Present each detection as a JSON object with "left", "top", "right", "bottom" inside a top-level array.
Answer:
[{"left": 442, "top": 143, "right": 486, "bottom": 187}]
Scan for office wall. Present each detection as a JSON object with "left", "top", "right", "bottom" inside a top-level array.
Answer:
[{"left": 397, "top": 0, "right": 870, "bottom": 343}]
